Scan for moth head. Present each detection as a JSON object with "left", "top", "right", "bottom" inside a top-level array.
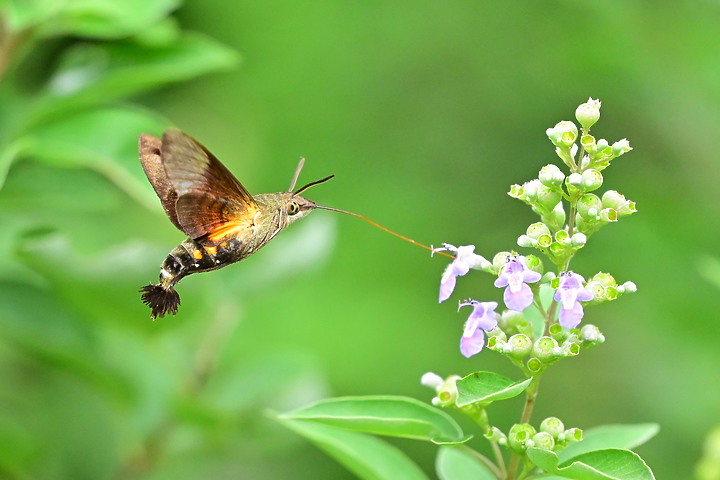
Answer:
[{"left": 283, "top": 157, "right": 333, "bottom": 224}]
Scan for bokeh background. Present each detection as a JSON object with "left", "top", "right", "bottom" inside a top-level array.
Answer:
[{"left": 1, "top": 1, "right": 719, "bottom": 479}]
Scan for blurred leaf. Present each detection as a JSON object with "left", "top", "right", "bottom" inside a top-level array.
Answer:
[
  {"left": 4, "top": 0, "right": 180, "bottom": 38},
  {"left": 280, "top": 395, "right": 468, "bottom": 444},
  {"left": 279, "top": 418, "right": 430, "bottom": 480},
  {"left": 0, "top": 281, "right": 133, "bottom": 402},
  {"left": 527, "top": 447, "right": 655, "bottom": 480},
  {"left": 558, "top": 424, "right": 660, "bottom": 463},
  {"left": 455, "top": 371, "right": 531, "bottom": 408},
  {"left": 435, "top": 446, "right": 496, "bottom": 480},
  {"left": 33, "top": 32, "right": 239, "bottom": 124},
  {"left": 20, "top": 104, "right": 168, "bottom": 209},
  {"left": 0, "top": 414, "right": 34, "bottom": 479}
]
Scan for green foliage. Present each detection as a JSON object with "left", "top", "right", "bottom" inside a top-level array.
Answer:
[
  {"left": 280, "top": 396, "right": 469, "bottom": 445},
  {"left": 279, "top": 419, "right": 431, "bottom": 480},
  {"left": 454, "top": 371, "right": 531, "bottom": 408}
]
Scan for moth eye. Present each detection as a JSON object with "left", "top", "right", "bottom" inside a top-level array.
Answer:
[{"left": 288, "top": 201, "right": 300, "bottom": 216}]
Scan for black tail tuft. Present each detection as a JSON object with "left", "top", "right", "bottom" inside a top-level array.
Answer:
[{"left": 140, "top": 284, "right": 181, "bottom": 320}]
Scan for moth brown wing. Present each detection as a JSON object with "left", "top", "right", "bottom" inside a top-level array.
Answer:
[
  {"left": 160, "top": 129, "right": 256, "bottom": 204},
  {"left": 175, "top": 191, "right": 257, "bottom": 241},
  {"left": 139, "top": 133, "right": 183, "bottom": 231},
  {"left": 160, "top": 129, "right": 259, "bottom": 240}
]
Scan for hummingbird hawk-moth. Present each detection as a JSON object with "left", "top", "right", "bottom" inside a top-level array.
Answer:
[
  {"left": 139, "top": 129, "right": 334, "bottom": 319},
  {"left": 139, "top": 129, "right": 452, "bottom": 320}
]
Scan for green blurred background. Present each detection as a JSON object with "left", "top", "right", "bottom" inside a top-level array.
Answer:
[{"left": 1, "top": 1, "right": 719, "bottom": 478}]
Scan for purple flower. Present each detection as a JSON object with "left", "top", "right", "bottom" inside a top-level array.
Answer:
[
  {"left": 494, "top": 256, "right": 542, "bottom": 311},
  {"left": 458, "top": 300, "right": 498, "bottom": 358},
  {"left": 433, "top": 244, "right": 485, "bottom": 303},
  {"left": 554, "top": 272, "right": 594, "bottom": 329}
]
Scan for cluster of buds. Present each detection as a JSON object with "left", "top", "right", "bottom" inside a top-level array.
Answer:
[{"left": 487, "top": 417, "right": 583, "bottom": 454}]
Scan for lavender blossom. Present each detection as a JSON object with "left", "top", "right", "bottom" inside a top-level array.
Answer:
[
  {"left": 458, "top": 300, "right": 498, "bottom": 358},
  {"left": 494, "top": 256, "right": 542, "bottom": 311}
]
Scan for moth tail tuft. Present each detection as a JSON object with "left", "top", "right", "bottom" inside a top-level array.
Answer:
[{"left": 140, "top": 284, "right": 181, "bottom": 320}]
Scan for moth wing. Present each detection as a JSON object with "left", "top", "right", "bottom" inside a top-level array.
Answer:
[
  {"left": 155, "top": 129, "right": 259, "bottom": 240},
  {"left": 139, "top": 133, "right": 183, "bottom": 231},
  {"left": 161, "top": 129, "right": 256, "bottom": 203},
  {"left": 175, "top": 191, "right": 257, "bottom": 242}
]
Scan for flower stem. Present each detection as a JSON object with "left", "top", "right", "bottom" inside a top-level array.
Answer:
[{"left": 506, "top": 375, "right": 542, "bottom": 479}]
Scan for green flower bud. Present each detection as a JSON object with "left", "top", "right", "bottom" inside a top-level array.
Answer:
[
  {"left": 576, "top": 193, "right": 602, "bottom": 220},
  {"left": 546, "top": 121, "right": 578, "bottom": 148},
  {"left": 549, "top": 323, "right": 568, "bottom": 342},
  {"left": 618, "top": 281, "right": 637, "bottom": 295},
  {"left": 566, "top": 172, "right": 582, "bottom": 189},
  {"left": 542, "top": 202, "right": 566, "bottom": 232},
  {"left": 581, "top": 169, "right": 603, "bottom": 192},
  {"left": 506, "top": 333, "right": 533, "bottom": 359},
  {"left": 580, "top": 324, "right": 605, "bottom": 344},
  {"left": 487, "top": 326, "right": 507, "bottom": 343},
  {"left": 554, "top": 229, "right": 569, "bottom": 244},
  {"left": 575, "top": 98, "right": 601, "bottom": 130},
  {"left": 595, "top": 138, "right": 609, "bottom": 151},
  {"left": 533, "top": 336, "right": 560, "bottom": 363},
  {"left": 524, "top": 254, "right": 543, "bottom": 274},
  {"left": 561, "top": 427, "right": 583, "bottom": 444},
  {"left": 508, "top": 423, "right": 537, "bottom": 453},
  {"left": 599, "top": 208, "right": 617, "bottom": 223},
  {"left": 584, "top": 281, "right": 605, "bottom": 302},
  {"left": 539, "top": 164, "right": 565, "bottom": 188},
  {"left": 592, "top": 272, "right": 617, "bottom": 288},
  {"left": 423, "top": 374, "right": 461, "bottom": 407},
  {"left": 561, "top": 341, "right": 581, "bottom": 356},
  {"left": 508, "top": 184, "right": 524, "bottom": 199},
  {"left": 540, "top": 417, "right": 565, "bottom": 438},
  {"left": 527, "top": 357, "right": 543, "bottom": 373},
  {"left": 486, "top": 335, "right": 503, "bottom": 351},
  {"left": 527, "top": 222, "right": 551, "bottom": 239},
  {"left": 536, "top": 184, "right": 562, "bottom": 211},
  {"left": 580, "top": 134, "right": 595, "bottom": 152},
  {"left": 517, "top": 235, "right": 535, "bottom": 248},
  {"left": 612, "top": 138, "right": 632, "bottom": 156},
  {"left": 601, "top": 190, "right": 636, "bottom": 216},
  {"left": 571, "top": 233, "right": 587, "bottom": 247},
  {"left": 485, "top": 426, "right": 507, "bottom": 444},
  {"left": 532, "top": 431, "right": 556, "bottom": 450}
]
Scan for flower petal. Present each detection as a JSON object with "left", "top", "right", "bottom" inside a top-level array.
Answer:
[
  {"left": 522, "top": 269, "right": 542, "bottom": 284},
  {"left": 504, "top": 283, "right": 534, "bottom": 311},
  {"left": 439, "top": 272, "right": 457, "bottom": 303},
  {"left": 460, "top": 327, "right": 485, "bottom": 358},
  {"left": 558, "top": 301, "right": 584, "bottom": 329},
  {"left": 576, "top": 287, "right": 594, "bottom": 302}
]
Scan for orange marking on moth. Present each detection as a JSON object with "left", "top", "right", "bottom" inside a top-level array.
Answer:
[
  {"left": 205, "top": 246, "right": 218, "bottom": 256},
  {"left": 207, "top": 222, "right": 250, "bottom": 243},
  {"left": 192, "top": 249, "right": 203, "bottom": 259}
]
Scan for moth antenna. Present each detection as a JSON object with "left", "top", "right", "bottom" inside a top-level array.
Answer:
[
  {"left": 316, "top": 206, "right": 455, "bottom": 259},
  {"left": 288, "top": 158, "right": 306, "bottom": 192},
  {"left": 294, "top": 174, "right": 335, "bottom": 195}
]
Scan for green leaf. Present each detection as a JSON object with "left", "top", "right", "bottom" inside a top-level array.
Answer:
[
  {"left": 436, "top": 446, "right": 496, "bottom": 480},
  {"left": 33, "top": 32, "right": 239, "bottom": 124},
  {"left": 558, "top": 424, "right": 660, "bottom": 463},
  {"left": 279, "top": 418, "right": 430, "bottom": 480},
  {"left": 6, "top": 0, "right": 180, "bottom": 39},
  {"left": 21, "top": 105, "right": 169, "bottom": 210},
  {"left": 455, "top": 371, "right": 532, "bottom": 407},
  {"left": 280, "top": 395, "right": 468, "bottom": 444},
  {"left": 527, "top": 447, "right": 655, "bottom": 480}
]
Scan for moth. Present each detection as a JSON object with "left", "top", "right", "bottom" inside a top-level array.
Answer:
[{"left": 139, "top": 129, "right": 333, "bottom": 319}]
